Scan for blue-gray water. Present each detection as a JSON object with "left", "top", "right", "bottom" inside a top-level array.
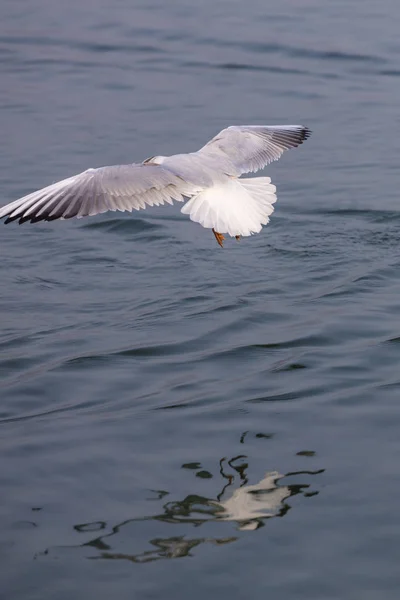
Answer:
[{"left": 2, "top": 1, "right": 400, "bottom": 598}]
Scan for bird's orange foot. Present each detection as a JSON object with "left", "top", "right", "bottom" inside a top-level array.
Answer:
[
  {"left": 235, "top": 235, "right": 241, "bottom": 242},
  {"left": 212, "top": 228, "right": 225, "bottom": 248}
]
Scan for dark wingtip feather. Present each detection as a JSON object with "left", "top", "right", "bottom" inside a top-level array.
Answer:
[
  {"left": 18, "top": 215, "right": 35, "bottom": 224},
  {"left": 28, "top": 215, "right": 44, "bottom": 224},
  {"left": 301, "top": 126, "right": 312, "bottom": 141},
  {"left": 4, "top": 215, "right": 20, "bottom": 224}
]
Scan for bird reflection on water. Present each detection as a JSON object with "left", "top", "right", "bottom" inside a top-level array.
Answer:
[{"left": 38, "top": 455, "right": 323, "bottom": 563}]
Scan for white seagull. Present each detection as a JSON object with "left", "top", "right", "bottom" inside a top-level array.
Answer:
[{"left": 0, "top": 125, "right": 310, "bottom": 247}]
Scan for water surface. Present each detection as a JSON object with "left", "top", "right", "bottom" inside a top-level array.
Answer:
[{"left": 2, "top": 1, "right": 400, "bottom": 598}]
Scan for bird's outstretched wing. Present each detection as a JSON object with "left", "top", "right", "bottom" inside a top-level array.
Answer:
[
  {"left": 0, "top": 163, "right": 194, "bottom": 224},
  {"left": 198, "top": 125, "right": 311, "bottom": 175}
]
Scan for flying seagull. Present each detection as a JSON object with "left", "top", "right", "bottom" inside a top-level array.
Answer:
[{"left": 0, "top": 125, "right": 310, "bottom": 247}]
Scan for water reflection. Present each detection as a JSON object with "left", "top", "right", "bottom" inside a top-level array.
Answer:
[
  {"left": 39, "top": 456, "right": 323, "bottom": 563},
  {"left": 215, "top": 468, "right": 297, "bottom": 531},
  {"left": 91, "top": 535, "right": 237, "bottom": 564}
]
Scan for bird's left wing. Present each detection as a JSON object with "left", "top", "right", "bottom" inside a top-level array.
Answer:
[
  {"left": 198, "top": 125, "right": 311, "bottom": 176},
  {"left": 0, "top": 163, "right": 195, "bottom": 224}
]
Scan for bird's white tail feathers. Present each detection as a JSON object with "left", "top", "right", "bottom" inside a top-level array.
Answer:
[{"left": 181, "top": 177, "right": 277, "bottom": 237}]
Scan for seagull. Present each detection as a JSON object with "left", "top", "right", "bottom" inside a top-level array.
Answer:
[{"left": 0, "top": 125, "right": 311, "bottom": 247}]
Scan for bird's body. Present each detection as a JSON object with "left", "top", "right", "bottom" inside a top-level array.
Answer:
[{"left": 0, "top": 125, "right": 311, "bottom": 246}]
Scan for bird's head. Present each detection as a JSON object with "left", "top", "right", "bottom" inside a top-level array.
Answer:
[{"left": 143, "top": 155, "right": 166, "bottom": 165}]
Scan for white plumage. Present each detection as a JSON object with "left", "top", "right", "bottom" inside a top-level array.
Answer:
[
  {"left": 0, "top": 124, "right": 311, "bottom": 246},
  {"left": 181, "top": 177, "right": 276, "bottom": 237}
]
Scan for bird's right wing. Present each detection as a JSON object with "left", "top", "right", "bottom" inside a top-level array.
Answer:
[
  {"left": 0, "top": 163, "right": 195, "bottom": 224},
  {"left": 198, "top": 125, "right": 311, "bottom": 176}
]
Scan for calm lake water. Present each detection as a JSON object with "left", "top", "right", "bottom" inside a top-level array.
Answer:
[{"left": 2, "top": 1, "right": 400, "bottom": 598}]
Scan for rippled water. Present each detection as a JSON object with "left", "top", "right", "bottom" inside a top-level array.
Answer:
[{"left": 2, "top": 1, "right": 400, "bottom": 598}]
